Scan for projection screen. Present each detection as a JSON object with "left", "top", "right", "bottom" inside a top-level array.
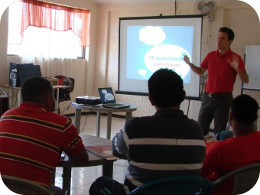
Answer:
[{"left": 118, "top": 15, "right": 203, "bottom": 99}]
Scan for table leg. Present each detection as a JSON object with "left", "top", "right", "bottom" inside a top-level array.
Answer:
[
  {"left": 51, "top": 168, "right": 56, "bottom": 186},
  {"left": 56, "top": 88, "right": 60, "bottom": 114},
  {"left": 62, "top": 167, "right": 72, "bottom": 195},
  {"left": 17, "top": 89, "right": 21, "bottom": 106},
  {"left": 96, "top": 111, "right": 101, "bottom": 137},
  {"left": 126, "top": 111, "right": 132, "bottom": 122},
  {"left": 107, "top": 112, "right": 112, "bottom": 140},
  {"left": 8, "top": 88, "right": 12, "bottom": 108},
  {"left": 102, "top": 162, "right": 114, "bottom": 178},
  {"left": 74, "top": 109, "right": 82, "bottom": 133}
]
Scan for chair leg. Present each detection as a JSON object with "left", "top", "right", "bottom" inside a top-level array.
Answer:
[
  {"left": 51, "top": 168, "right": 56, "bottom": 186},
  {"left": 57, "top": 102, "right": 60, "bottom": 114}
]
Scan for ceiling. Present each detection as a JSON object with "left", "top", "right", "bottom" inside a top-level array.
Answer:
[{"left": 92, "top": 0, "right": 232, "bottom": 5}]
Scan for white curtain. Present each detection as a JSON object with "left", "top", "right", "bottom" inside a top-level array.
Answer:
[
  {"left": 8, "top": 1, "right": 89, "bottom": 59},
  {"left": 13, "top": 27, "right": 82, "bottom": 59}
]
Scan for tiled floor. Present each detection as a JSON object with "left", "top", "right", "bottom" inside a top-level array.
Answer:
[{"left": 54, "top": 114, "right": 128, "bottom": 195}]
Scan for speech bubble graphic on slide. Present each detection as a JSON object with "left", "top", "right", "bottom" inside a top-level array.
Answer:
[
  {"left": 139, "top": 26, "right": 166, "bottom": 46},
  {"left": 101, "top": 89, "right": 114, "bottom": 101},
  {"left": 144, "top": 44, "right": 191, "bottom": 79},
  {"left": 138, "top": 69, "right": 148, "bottom": 78},
  {"left": 105, "top": 93, "right": 114, "bottom": 101}
]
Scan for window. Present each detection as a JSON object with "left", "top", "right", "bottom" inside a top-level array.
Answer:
[{"left": 8, "top": 0, "right": 90, "bottom": 59}]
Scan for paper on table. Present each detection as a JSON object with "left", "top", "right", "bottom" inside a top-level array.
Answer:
[{"left": 85, "top": 145, "right": 118, "bottom": 160}]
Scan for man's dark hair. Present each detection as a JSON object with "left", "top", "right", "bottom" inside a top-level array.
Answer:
[
  {"left": 148, "top": 68, "right": 184, "bottom": 108},
  {"left": 21, "top": 77, "right": 53, "bottom": 103},
  {"left": 231, "top": 94, "right": 258, "bottom": 125},
  {"left": 219, "top": 27, "right": 235, "bottom": 41}
]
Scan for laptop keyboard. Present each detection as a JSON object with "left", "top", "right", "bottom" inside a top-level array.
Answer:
[{"left": 105, "top": 103, "right": 124, "bottom": 106}]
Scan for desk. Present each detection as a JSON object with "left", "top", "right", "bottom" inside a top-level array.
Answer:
[
  {"left": 57, "top": 135, "right": 116, "bottom": 194},
  {"left": 0, "top": 84, "right": 69, "bottom": 113},
  {"left": 72, "top": 102, "right": 137, "bottom": 139},
  {"left": 0, "top": 85, "right": 21, "bottom": 108}
]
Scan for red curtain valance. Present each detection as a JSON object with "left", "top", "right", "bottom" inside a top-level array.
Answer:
[{"left": 20, "top": 0, "right": 90, "bottom": 46}]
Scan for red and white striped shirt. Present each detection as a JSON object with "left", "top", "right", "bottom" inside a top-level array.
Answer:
[{"left": 0, "top": 102, "right": 85, "bottom": 188}]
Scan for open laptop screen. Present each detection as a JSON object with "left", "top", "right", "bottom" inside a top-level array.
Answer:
[{"left": 98, "top": 87, "right": 116, "bottom": 104}]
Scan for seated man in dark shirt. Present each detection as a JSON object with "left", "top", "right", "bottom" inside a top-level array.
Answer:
[
  {"left": 89, "top": 68, "right": 205, "bottom": 195},
  {"left": 0, "top": 77, "right": 89, "bottom": 193}
]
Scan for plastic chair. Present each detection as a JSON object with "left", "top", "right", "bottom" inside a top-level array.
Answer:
[
  {"left": 212, "top": 162, "right": 260, "bottom": 195},
  {"left": 129, "top": 175, "right": 212, "bottom": 195},
  {"left": 1, "top": 175, "right": 52, "bottom": 195},
  {"left": 54, "top": 75, "right": 75, "bottom": 102},
  {"left": 54, "top": 75, "right": 75, "bottom": 113}
]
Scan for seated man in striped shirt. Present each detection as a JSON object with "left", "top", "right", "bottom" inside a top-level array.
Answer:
[
  {"left": 0, "top": 77, "right": 89, "bottom": 193},
  {"left": 89, "top": 68, "right": 205, "bottom": 195}
]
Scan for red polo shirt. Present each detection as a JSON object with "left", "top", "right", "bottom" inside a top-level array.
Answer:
[
  {"left": 201, "top": 49, "right": 246, "bottom": 93},
  {"left": 0, "top": 103, "right": 85, "bottom": 188},
  {"left": 202, "top": 131, "right": 260, "bottom": 195}
]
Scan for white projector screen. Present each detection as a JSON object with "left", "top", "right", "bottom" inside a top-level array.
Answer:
[{"left": 118, "top": 15, "right": 203, "bottom": 100}]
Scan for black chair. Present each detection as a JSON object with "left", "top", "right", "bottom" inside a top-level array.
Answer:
[
  {"left": 212, "top": 162, "right": 260, "bottom": 195},
  {"left": 129, "top": 176, "right": 212, "bottom": 195},
  {"left": 54, "top": 75, "right": 75, "bottom": 113},
  {"left": 101, "top": 176, "right": 212, "bottom": 195},
  {"left": 2, "top": 175, "right": 52, "bottom": 195}
]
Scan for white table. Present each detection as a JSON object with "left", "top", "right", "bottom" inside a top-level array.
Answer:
[
  {"left": 0, "top": 85, "right": 22, "bottom": 108},
  {"left": 71, "top": 102, "right": 137, "bottom": 139}
]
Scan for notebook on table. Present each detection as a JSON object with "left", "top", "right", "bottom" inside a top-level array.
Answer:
[{"left": 98, "top": 87, "right": 130, "bottom": 109}]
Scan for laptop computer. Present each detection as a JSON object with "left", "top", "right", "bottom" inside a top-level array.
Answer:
[{"left": 98, "top": 87, "right": 130, "bottom": 109}]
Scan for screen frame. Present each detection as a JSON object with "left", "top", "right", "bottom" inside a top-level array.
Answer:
[{"left": 117, "top": 15, "right": 203, "bottom": 100}]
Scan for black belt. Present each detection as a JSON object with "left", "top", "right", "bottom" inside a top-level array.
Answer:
[{"left": 205, "top": 92, "right": 232, "bottom": 98}]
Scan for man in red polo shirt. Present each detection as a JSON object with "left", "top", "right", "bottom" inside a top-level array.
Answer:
[
  {"left": 0, "top": 77, "right": 89, "bottom": 193},
  {"left": 184, "top": 27, "right": 249, "bottom": 135},
  {"left": 201, "top": 94, "right": 260, "bottom": 195}
]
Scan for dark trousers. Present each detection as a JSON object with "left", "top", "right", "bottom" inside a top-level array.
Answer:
[
  {"left": 198, "top": 92, "right": 233, "bottom": 135},
  {"left": 89, "top": 176, "right": 127, "bottom": 195}
]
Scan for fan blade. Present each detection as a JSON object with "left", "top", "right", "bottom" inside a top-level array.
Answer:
[
  {"left": 206, "top": 1, "right": 216, "bottom": 10},
  {"left": 197, "top": 1, "right": 206, "bottom": 11}
]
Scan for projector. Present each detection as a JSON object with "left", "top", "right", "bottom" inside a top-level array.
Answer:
[{"left": 75, "top": 96, "right": 102, "bottom": 105}]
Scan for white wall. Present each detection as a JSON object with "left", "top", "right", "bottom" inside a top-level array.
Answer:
[{"left": 0, "top": 9, "right": 9, "bottom": 84}]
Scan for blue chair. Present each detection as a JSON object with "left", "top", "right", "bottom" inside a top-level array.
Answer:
[{"left": 129, "top": 175, "right": 212, "bottom": 195}]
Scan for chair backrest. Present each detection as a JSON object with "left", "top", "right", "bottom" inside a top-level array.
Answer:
[
  {"left": 1, "top": 175, "right": 52, "bottom": 195},
  {"left": 129, "top": 175, "right": 212, "bottom": 195},
  {"left": 212, "top": 162, "right": 260, "bottom": 195},
  {"left": 54, "top": 75, "right": 75, "bottom": 102}
]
